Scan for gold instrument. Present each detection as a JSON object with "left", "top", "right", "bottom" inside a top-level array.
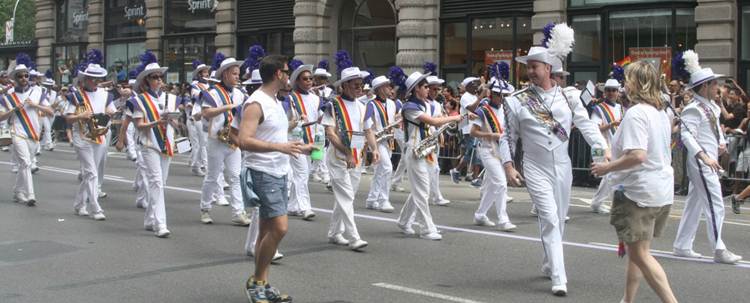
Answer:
[
  {"left": 75, "top": 105, "right": 109, "bottom": 141},
  {"left": 217, "top": 125, "right": 236, "bottom": 149},
  {"left": 412, "top": 114, "right": 465, "bottom": 158},
  {"left": 374, "top": 119, "right": 402, "bottom": 143}
]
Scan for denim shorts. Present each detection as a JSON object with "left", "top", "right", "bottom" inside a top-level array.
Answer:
[
  {"left": 243, "top": 168, "right": 288, "bottom": 219},
  {"left": 462, "top": 136, "right": 481, "bottom": 165}
]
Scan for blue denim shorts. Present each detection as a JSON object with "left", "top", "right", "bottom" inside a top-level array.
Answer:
[
  {"left": 241, "top": 167, "right": 288, "bottom": 219},
  {"left": 462, "top": 136, "right": 481, "bottom": 165}
]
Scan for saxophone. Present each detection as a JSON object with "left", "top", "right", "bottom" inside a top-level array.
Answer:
[
  {"left": 412, "top": 115, "right": 463, "bottom": 158},
  {"left": 374, "top": 119, "right": 402, "bottom": 143},
  {"left": 217, "top": 125, "right": 236, "bottom": 149},
  {"left": 75, "top": 105, "right": 109, "bottom": 141}
]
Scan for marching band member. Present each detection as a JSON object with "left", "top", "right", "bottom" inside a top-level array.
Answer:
[
  {"left": 364, "top": 75, "right": 397, "bottom": 212},
  {"left": 0, "top": 60, "right": 52, "bottom": 206},
  {"left": 589, "top": 79, "right": 624, "bottom": 214},
  {"left": 39, "top": 71, "right": 56, "bottom": 151},
  {"left": 470, "top": 78, "right": 516, "bottom": 231},
  {"left": 188, "top": 60, "right": 210, "bottom": 176},
  {"left": 65, "top": 58, "right": 114, "bottom": 220},
  {"left": 501, "top": 23, "right": 607, "bottom": 296},
  {"left": 387, "top": 66, "right": 408, "bottom": 192},
  {"left": 672, "top": 51, "right": 742, "bottom": 264},
  {"left": 286, "top": 60, "right": 320, "bottom": 220},
  {"left": 396, "top": 71, "right": 463, "bottom": 241},
  {"left": 130, "top": 51, "right": 177, "bottom": 237},
  {"left": 115, "top": 73, "right": 149, "bottom": 209},
  {"left": 199, "top": 54, "right": 251, "bottom": 226},
  {"left": 311, "top": 61, "right": 332, "bottom": 184},
  {"left": 323, "top": 64, "right": 379, "bottom": 251},
  {"left": 425, "top": 75, "right": 451, "bottom": 206}
]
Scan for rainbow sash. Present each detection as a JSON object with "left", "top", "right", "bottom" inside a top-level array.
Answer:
[
  {"left": 213, "top": 85, "right": 234, "bottom": 125},
  {"left": 290, "top": 92, "right": 314, "bottom": 144},
  {"left": 72, "top": 89, "right": 104, "bottom": 144},
  {"left": 331, "top": 96, "right": 360, "bottom": 166},
  {"left": 480, "top": 104, "right": 503, "bottom": 135},
  {"left": 3, "top": 93, "right": 38, "bottom": 141},
  {"left": 596, "top": 102, "right": 617, "bottom": 135},
  {"left": 137, "top": 92, "right": 173, "bottom": 157}
]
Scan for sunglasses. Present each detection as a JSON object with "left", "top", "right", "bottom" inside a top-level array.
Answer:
[
  {"left": 148, "top": 74, "right": 164, "bottom": 80},
  {"left": 16, "top": 74, "right": 29, "bottom": 79},
  {"left": 281, "top": 69, "right": 291, "bottom": 76},
  {"left": 605, "top": 88, "right": 618, "bottom": 92},
  {"left": 300, "top": 76, "right": 313, "bottom": 81}
]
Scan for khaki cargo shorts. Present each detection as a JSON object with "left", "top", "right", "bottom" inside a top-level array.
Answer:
[{"left": 610, "top": 190, "right": 671, "bottom": 244}]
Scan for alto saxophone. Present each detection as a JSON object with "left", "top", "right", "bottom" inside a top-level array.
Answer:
[
  {"left": 75, "top": 105, "right": 109, "bottom": 141},
  {"left": 374, "top": 119, "right": 402, "bottom": 143},
  {"left": 412, "top": 114, "right": 464, "bottom": 159},
  {"left": 217, "top": 125, "right": 236, "bottom": 149}
]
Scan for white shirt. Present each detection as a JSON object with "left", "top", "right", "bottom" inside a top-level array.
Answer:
[
  {"left": 288, "top": 90, "right": 322, "bottom": 144},
  {"left": 679, "top": 94, "right": 725, "bottom": 160},
  {"left": 131, "top": 90, "right": 177, "bottom": 154},
  {"left": 402, "top": 98, "right": 435, "bottom": 148},
  {"left": 237, "top": 89, "right": 290, "bottom": 178},
  {"left": 321, "top": 95, "right": 372, "bottom": 165},
  {"left": 365, "top": 97, "right": 397, "bottom": 133},
  {"left": 471, "top": 100, "right": 511, "bottom": 160},
  {"left": 202, "top": 84, "right": 246, "bottom": 138},
  {"left": 0, "top": 85, "right": 48, "bottom": 140},
  {"left": 459, "top": 92, "right": 478, "bottom": 134},
  {"left": 608, "top": 103, "right": 674, "bottom": 207},
  {"left": 590, "top": 100, "right": 624, "bottom": 145}
]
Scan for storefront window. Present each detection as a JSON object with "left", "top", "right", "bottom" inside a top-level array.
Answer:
[
  {"left": 105, "top": 0, "right": 147, "bottom": 39},
  {"left": 442, "top": 22, "right": 467, "bottom": 66},
  {"left": 609, "top": 9, "right": 672, "bottom": 73},
  {"left": 471, "top": 17, "right": 514, "bottom": 75},
  {"left": 238, "top": 32, "right": 294, "bottom": 60},
  {"left": 742, "top": 7, "right": 750, "bottom": 60},
  {"left": 571, "top": 15, "right": 600, "bottom": 62},
  {"left": 163, "top": 36, "right": 215, "bottom": 84},
  {"left": 57, "top": 0, "right": 89, "bottom": 43},
  {"left": 54, "top": 44, "right": 87, "bottom": 85},
  {"left": 106, "top": 42, "right": 145, "bottom": 82},
  {"left": 675, "top": 8, "right": 696, "bottom": 53},
  {"left": 339, "top": 0, "right": 396, "bottom": 76},
  {"left": 164, "top": 0, "right": 217, "bottom": 34},
  {"left": 516, "top": 17, "right": 533, "bottom": 84}
]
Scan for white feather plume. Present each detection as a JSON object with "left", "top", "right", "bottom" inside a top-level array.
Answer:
[
  {"left": 682, "top": 50, "right": 701, "bottom": 74},
  {"left": 547, "top": 23, "right": 575, "bottom": 58}
]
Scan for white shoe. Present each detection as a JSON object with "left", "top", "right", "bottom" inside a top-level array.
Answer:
[
  {"left": 25, "top": 195, "right": 36, "bottom": 207},
  {"left": 272, "top": 251, "right": 284, "bottom": 261},
  {"left": 287, "top": 210, "right": 302, "bottom": 217},
  {"left": 420, "top": 232, "right": 442, "bottom": 241},
  {"left": 551, "top": 284, "right": 567, "bottom": 296},
  {"left": 365, "top": 203, "right": 379, "bottom": 210},
  {"left": 144, "top": 224, "right": 155, "bottom": 232},
  {"left": 200, "top": 210, "right": 213, "bottom": 224},
  {"left": 92, "top": 212, "right": 106, "bottom": 221},
  {"left": 14, "top": 192, "right": 26, "bottom": 203},
  {"left": 328, "top": 234, "right": 349, "bottom": 246},
  {"left": 591, "top": 204, "right": 610, "bottom": 214},
  {"left": 506, "top": 195, "right": 514, "bottom": 203},
  {"left": 349, "top": 239, "right": 368, "bottom": 251},
  {"left": 673, "top": 248, "right": 702, "bottom": 258},
  {"left": 98, "top": 191, "right": 108, "bottom": 199},
  {"left": 155, "top": 227, "right": 171, "bottom": 238},
  {"left": 474, "top": 216, "right": 496, "bottom": 227},
  {"left": 302, "top": 209, "right": 316, "bottom": 221},
  {"left": 216, "top": 197, "right": 230, "bottom": 206},
  {"left": 311, "top": 174, "right": 322, "bottom": 183},
  {"left": 497, "top": 222, "right": 517, "bottom": 232},
  {"left": 392, "top": 185, "right": 406, "bottom": 192},
  {"left": 530, "top": 206, "right": 538, "bottom": 216},
  {"left": 433, "top": 199, "right": 451, "bottom": 206},
  {"left": 397, "top": 223, "right": 416, "bottom": 235},
  {"left": 136, "top": 201, "right": 146, "bottom": 209},
  {"left": 714, "top": 249, "right": 742, "bottom": 264},
  {"left": 232, "top": 212, "right": 251, "bottom": 226},
  {"left": 11, "top": 166, "right": 18, "bottom": 173},
  {"left": 76, "top": 207, "right": 89, "bottom": 216},
  {"left": 565, "top": 216, "right": 570, "bottom": 223},
  {"left": 191, "top": 167, "right": 205, "bottom": 177},
  {"left": 379, "top": 201, "right": 395, "bottom": 213}
]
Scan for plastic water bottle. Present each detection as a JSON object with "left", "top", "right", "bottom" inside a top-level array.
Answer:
[{"left": 591, "top": 147, "right": 606, "bottom": 164}]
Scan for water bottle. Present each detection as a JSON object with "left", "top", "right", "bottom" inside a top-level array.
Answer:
[{"left": 591, "top": 147, "right": 606, "bottom": 164}]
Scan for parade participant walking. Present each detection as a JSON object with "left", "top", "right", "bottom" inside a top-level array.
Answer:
[
  {"left": 188, "top": 60, "right": 210, "bottom": 176},
  {"left": 39, "top": 71, "right": 57, "bottom": 151},
  {"left": 364, "top": 75, "right": 397, "bottom": 212},
  {"left": 425, "top": 74, "right": 452, "bottom": 206},
  {"left": 590, "top": 78, "right": 625, "bottom": 214}
]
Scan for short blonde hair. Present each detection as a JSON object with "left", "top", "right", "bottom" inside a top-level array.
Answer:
[{"left": 624, "top": 61, "right": 664, "bottom": 110}]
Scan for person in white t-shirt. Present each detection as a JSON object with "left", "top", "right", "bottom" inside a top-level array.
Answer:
[{"left": 591, "top": 61, "right": 678, "bottom": 303}]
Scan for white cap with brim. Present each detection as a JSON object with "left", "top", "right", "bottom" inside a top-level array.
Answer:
[
  {"left": 135, "top": 62, "right": 168, "bottom": 92},
  {"left": 192, "top": 64, "right": 210, "bottom": 80},
  {"left": 404, "top": 71, "right": 430, "bottom": 96},
  {"left": 313, "top": 68, "right": 332, "bottom": 78},
  {"left": 371, "top": 76, "right": 390, "bottom": 91},
  {"left": 334, "top": 67, "right": 370, "bottom": 87},
  {"left": 549, "top": 57, "right": 570, "bottom": 76},
  {"left": 208, "top": 71, "right": 220, "bottom": 83},
  {"left": 461, "top": 77, "right": 479, "bottom": 88},
  {"left": 41, "top": 79, "right": 55, "bottom": 86},
  {"left": 427, "top": 76, "right": 445, "bottom": 86},
  {"left": 9, "top": 64, "right": 29, "bottom": 79},
  {"left": 241, "top": 69, "right": 262, "bottom": 85},
  {"left": 29, "top": 70, "right": 44, "bottom": 77},
  {"left": 291, "top": 64, "right": 314, "bottom": 83},
  {"left": 689, "top": 67, "right": 724, "bottom": 89},
  {"left": 215, "top": 58, "right": 244, "bottom": 82},
  {"left": 516, "top": 46, "right": 556, "bottom": 66},
  {"left": 79, "top": 64, "right": 108, "bottom": 78},
  {"left": 604, "top": 79, "right": 621, "bottom": 89},
  {"left": 491, "top": 80, "right": 515, "bottom": 95}
]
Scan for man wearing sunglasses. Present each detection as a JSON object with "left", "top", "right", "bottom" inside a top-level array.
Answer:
[{"left": 589, "top": 79, "right": 624, "bottom": 215}]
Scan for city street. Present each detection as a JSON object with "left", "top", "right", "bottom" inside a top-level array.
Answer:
[{"left": 0, "top": 147, "right": 748, "bottom": 303}]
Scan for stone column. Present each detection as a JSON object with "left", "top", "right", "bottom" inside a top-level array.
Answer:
[
  {"left": 294, "top": 0, "right": 332, "bottom": 66},
  {"left": 695, "top": 0, "right": 737, "bottom": 77},
  {"left": 144, "top": 0, "right": 163, "bottom": 57},
  {"left": 86, "top": 0, "right": 104, "bottom": 50},
  {"left": 532, "top": 0, "right": 566, "bottom": 44},
  {"left": 395, "top": 0, "right": 438, "bottom": 73},
  {"left": 215, "top": 0, "right": 235, "bottom": 56},
  {"left": 35, "top": 0, "right": 55, "bottom": 72}
]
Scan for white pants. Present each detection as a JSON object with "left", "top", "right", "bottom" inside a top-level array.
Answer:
[
  {"left": 591, "top": 176, "right": 612, "bottom": 209},
  {"left": 674, "top": 158, "right": 727, "bottom": 251},
  {"left": 200, "top": 138, "right": 243, "bottom": 214},
  {"left": 366, "top": 143, "right": 393, "bottom": 207},
  {"left": 327, "top": 155, "right": 364, "bottom": 241},
  {"left": 73, "top": 141, "right": 103, "bottom": 214},
  {"left": 140, "top": 148, "right": 171, "bottom": 229},
  {"left": 429, "top": 146, "right": 446, "bottom": 203},
  {"left": 12, "top": 136, "right": 37, "bottom": 198},
  {"left": 288, "top": 154, "right": 312, "bottom": 213},
  {"left": 391, "top": 130, "right": 407, "bottom": 187},
  {"left": 134, "top": 149, "right": 149, "bottom": 207},
  {"left": 245, "top": 207, "right": 260, "bottom": 253},
  {"left": 125, "top": 123, "right": 137, "bottom": 159},
  {"left": 523, "top": 153, "right": 571, "bottom": 286},
  {"left": 397, "top": 149, "right": 438, "bottom": 234},
  {"left": 95, "top": 133, "right": 110, "bottom": 191},
  {"left": 40, "top": 116, "right": 52, "bottom": 149},
  {"left": 188, "top": 119, "right": 207, "bottom": 169},
  {"left": 474, "top": 148, "right": 510, "bottom": 223}
]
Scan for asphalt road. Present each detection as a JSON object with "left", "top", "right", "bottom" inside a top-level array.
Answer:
[{"left": 0, "top": 146, "right": 748, "bottom": 303}]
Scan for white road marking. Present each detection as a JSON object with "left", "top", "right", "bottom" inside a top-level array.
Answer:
[
  {"left": 588, "top": 242, "right": 750, "bottom": 266},
  {"left": 372, "top": 282, "right": 485, "bottom": 303}
]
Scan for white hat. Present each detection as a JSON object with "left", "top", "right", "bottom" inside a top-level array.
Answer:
[
  {"left": 215, "top": 57, "right": 243, "bottom": 82},
  {"left": 370, "top": 76, "right": 390, "bottom": 90},
  {"left": 290, "top": 64, "right": 314, "bottom": 82},
  {"left": 79, "top": 64, "right": 108, "bottom": 78},
  {"left": 363, "top": 83, "right": 371, "bottom": 91},
  {"left": 404, "top": 71, "right": 430, "bottom": 96},
  {"left": 192, "top": 63, "right": 210, "bottom": 80},
  {"left": 128, "top": 79, "right": 136, "bottom": 85},
  {"left": 604, "top": 79, "right": 621, "bottom": 89},
  {"left": 426, "top": 76, "right": 445, "bottom": 86},
  {"left": 135, "top": 63, "right": 168, "bottom": 92},
  {"left": 549, "top": 57, "right": 570, "bottom": 76},
  {"left": 491, "top": 80, "right": 515, "bottom": 95},
  {"left": 29, "top": 69, "right": 44, "bottom": 77},
  {"left": 689, "top": 68, "right": 724, "bottom": 89},
  {"left": 334, "top": 67, "right": 370, "bottom": 87},
  {"left": 461, "top": 77, "right": 479, "bottom": 88},
  {"left": 9, "top": 64, "right": 29, "bottom": 79},
  {"left": 208, "top": 71, "right": 220, "bottom": 83},
  {"left": 516, "top": 46, "right": 556, "bottom": 66},
  {"left": 41, "top": 79, "right": 55, "bottom": 86},
  {"left": 313, "top": 68, "right": 332, "bottom": 78},
  {"left": 242, "top": 69, "right": 262, "bottom": 85}
]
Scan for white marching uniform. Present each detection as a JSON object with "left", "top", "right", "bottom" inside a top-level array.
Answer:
[
  {"left": 590, "top": 100, "right": 623, "bottom": 209},
  {"left": 122, "top": 101, "right": 149, "bottom": 208},
  {"left": 472, "top": 101, "right": 512, "bottom": 224},
  {"left": 199, "top": 84, "right": 246, "bottom": 217},
  {"left": 65, "top": 87, "right": 115, "bottom": 216},
  {"left": 396, "top": 98, "right": 441, "bottom": 235},
  {"left": 323, "top": 96, "right": 372, "bottom": 242},
  {"left": 39, "top": 87, "right": 56, "bottom": 150},
  {"left": 391, "top": 99, "right": 407, "bottom": 188},
  {"left": 500, "top": 85, "right": 606, "bottom": 286},
  {"left": 1, "top": 85, "right": 47, "bottom": 201},
  {"left": 189, "top": 81, "right": 209, "bottom": 170},
  {"left": 428, "top": 99, "right": 449, "bottom": 204},
  {"left": 287, "top": 90, "right": 322, "bottom": 214},
  {"left": 673, "top": 95, "right": 728, "bottom": 252},
  {"left": 364, "top": 97, "right": 398, "bottom": 209},
  {"left": 130, "top": 90, "right": 176, "bottom": 231}
]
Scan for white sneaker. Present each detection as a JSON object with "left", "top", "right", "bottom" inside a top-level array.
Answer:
[
  {"left": 673, "top": 248, "right": 702, "bottom": 258},
  {"left": 392, "top": 185, "right": 406, "bottom": 192},
  {"left": 714, "top": 249, "right": 742, "bottom": 264},
  {"left": 287, "top": 210, "right": 302, "bottom": 217},
  {"left": 76, "top": 207, "right": 89, "bottom": 216},
  {"left": 365, "top": 203, "right": 379, "bottom": 210},
  {"left": 433, "top": 199, "right": 451, "bottom": 206},
  {"left": 92, "top": 212, "right": 106, "bottom": 221},
  {"left": 191, "top": 167, "right": 205, "bottom": 177},
  {"left": 302, "top": 209, "right": 316, "bottom": 221},
  {"left": 14, "top": 192, "right": 26, "bottom": 203},
  {"left": 328, "top": 234, "right": 349, "bottom": 246},
  {"left": 155, "top": 227, "right": 171, "bottom": 238},
  {"left": 311, "top": 174, "right": 322, "bottom": 183},
  {"left": 551, "top": 284, "right": 567, "bottom": 296},
  {"left": 144, "top": 224, "right": 155, "bottom": 232},
  {"left": 497, "top": 222, "right": 517, "bottom": 232},
  {"left": 11, "top": 166, "right": 18, "bottom": 173},
  {"left": 379, "top": 201, "right": 395, "bottom": 213},
  {"left": 136, "top": 201, "right": 146, "bottom": 209},
  {"left": 232, "top": 212, "right": 251, "bottom": 226},
  {"left": 506, "top": 195, "right": 514, "bottom": 203},
  {"left": 98, "top": 191, "right": 108, "bottom": 199},
  {"left": 530, "top": 206, "right": 538, "bottom": 216},
  {"left": 591, "top": 204, "right": 610, "bottom": 214},
  {"left": 420, "top": 232, "right": 442, "bottom": 241},
  {"left": 349, "top": 239, "right": 368, "bottom": 251},
  {"left": 200, "top": 210, "right": 213, "bottom": 224},
  {"left": 272, "top": 251, "right": 284, "bottom": 261},
  {"left": 397, "top": 223, "right": 416, "bottom": 235},
  {"left": 216, "top": 197, "right": 230, "bottom": 206},
  {"left": 474, "top": 216, "right": 496, "bottom": 227}
]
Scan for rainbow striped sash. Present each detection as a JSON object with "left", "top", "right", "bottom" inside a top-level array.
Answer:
[
  {"left": 290, "top": 92, "right": 314, "bottom": 144},
  {"left": 213, "top": 85, "right": 234, "bottom": 125},
  {"left": 137, "top": 92, "right": 173, "bottom": 157},
  {"left": 331, "top": 96, "right": 360, "bottom": 165},
  {"left": 596, "top": 102, "right": 617, "bottom": 135},
  {"left": 72, "top": 89, "right": 104, "bottom": 144},
  {"left": 480, "top": 104, "right": 503, "bottom": 135},
  {"left": 3, "top": 93, "right": 38, "bottom": 141}
]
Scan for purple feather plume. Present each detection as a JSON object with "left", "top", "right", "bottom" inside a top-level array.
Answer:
[
  {"left": 541, "top": 22, "right": 555, "bottom": 48},
  {"left": 611, "top": 64, "right": 625, "bottom": 83},
  {"left": 288, "top": 59, "right": 304, "bottom": 72},
  {"left": 317, "top": 59, "right": 329, "bottom": 71},
  {"left": 243, "top": 44, "right": 266, "bottom": 73},
  {"left": 128, "top": 69, "right": 138, "bottom": 80},
  {"left": 499, "top": 61, "right": 510, "bottom": 81},
  {"left": 85, "top": 49, "right": 103, "bottom": 66},
  {"left": 45, "top": 69, "right": 53, "bottom": 79},
  {"left": 15, "top": 52, "right": 33, "bottom": 68},
  {"left": 672, "top": 52, "right": 690, "bottom": 82},
  {"left": 335, "top": 50, "right": 353, "bottom": 76},
  {"left": 387, "top": 66, "right": 406, "bottom": 91},
  {"left": 211, "top": 52, "right": 226, "bottom": 71},
  {"left": 423, "top": 61, "right": 437, "bottom": 75},
  {"left": 364, "top": 68, "right": 375, "bottom": 85},
  {"left": 192, "top": 59, "right": 203, "bottom": 70}
]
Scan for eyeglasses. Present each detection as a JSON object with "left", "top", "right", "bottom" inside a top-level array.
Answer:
[
  {"left": 281, "top": 69, "right": 292, "bottom": 76},
  {"left": 148, "top": 74, "right": 164, "bottom": 81},
  {"left": 605, "top": 88, "right": 618, "bottom": 92},
  {"left": 16, "top": 74, "right": 29, "bottom": 79},
  {"left": 300, "top": 77, "right": 313, "bottom": 81}
]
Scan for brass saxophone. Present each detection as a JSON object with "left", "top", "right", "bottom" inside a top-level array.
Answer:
[
  {"left": 412, "top": 115, "right": 464, "bottom": 158},
  {"left": 374, "top": 119, "right": 402, "bottom": 143},
  {"left": 75, "top": 105, "right": 109, "bottom": 141},
  {"left": 217, "top": 125, "right": 236, "bottom": 149}
]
